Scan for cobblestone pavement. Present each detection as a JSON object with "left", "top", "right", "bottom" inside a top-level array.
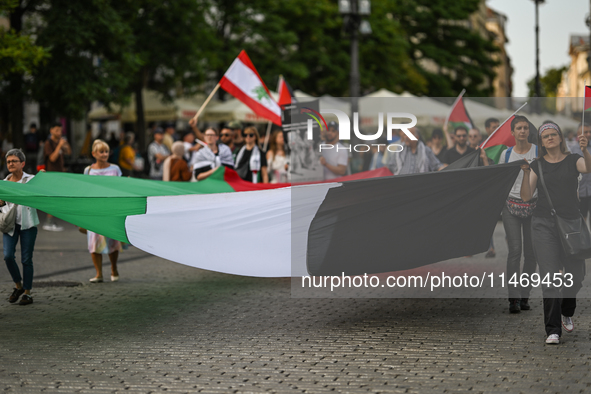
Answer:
[{"left": 1, "top": 216, "right": 591, "bottom": 393}]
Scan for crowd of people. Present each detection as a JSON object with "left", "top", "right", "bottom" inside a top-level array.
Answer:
[{"left": 2, "top": 115, "right": 591, "bottom": 347}]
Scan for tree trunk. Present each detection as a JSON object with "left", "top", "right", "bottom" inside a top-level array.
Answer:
[
  {"left": 8, "top": 2, "right": 25, "bottom": 151},
  {"left": 134, "top": 83, "right": 146, "bottom": 154}
]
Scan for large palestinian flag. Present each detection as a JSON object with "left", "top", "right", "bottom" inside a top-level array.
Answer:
[
  {"left": 0, "top": 164, "right": 523, "bottom": 277},
  {"left": 480, "top": 116, "right": 515, "bottom": 164}
]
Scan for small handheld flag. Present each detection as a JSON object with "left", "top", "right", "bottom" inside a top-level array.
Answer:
[
  {"left": 445, "top": 90, "right": 473, "bottom": 133},
  {"left": 219, "top": 50, "right": 282, "bottom": 125}
]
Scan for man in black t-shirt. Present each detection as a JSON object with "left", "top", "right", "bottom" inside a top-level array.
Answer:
[
  {"left": 443, "top": 126, "right": 474, "bottom": 164},
  {"left": 443, "top": 126, "right": 489, "bottom": 166}
]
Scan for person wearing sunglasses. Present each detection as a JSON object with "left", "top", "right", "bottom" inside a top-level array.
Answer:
[
  {"left": 235, "top": 127, "right": 268, "bottom": 183},
  {"left": 219, "top": 128, "right": 235, "bottom": 154}
]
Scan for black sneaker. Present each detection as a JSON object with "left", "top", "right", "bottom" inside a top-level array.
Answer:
[
  {"left": 19, "top": 294, "right": 33, "bottom": 305},
  {"left": 509, "top": 299, "right": 521, "bottom": 313},
  {"left": 520, "top": 298, "right": 530, "bottom": 310},
  {"left": 8, "top": 288, "right": 25, "bottom": 303}
]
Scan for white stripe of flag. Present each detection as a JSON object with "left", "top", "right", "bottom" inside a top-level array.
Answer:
[{"left": 220, "top": 50, "right": 282, "bottom": 125}]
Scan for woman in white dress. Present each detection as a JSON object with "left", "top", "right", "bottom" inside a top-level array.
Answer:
[{"left": 85, "top": 140, "right": 122, "bottom": 283}]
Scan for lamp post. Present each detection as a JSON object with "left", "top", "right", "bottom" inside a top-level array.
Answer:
[
  {"left": 532, "top": 0, "right": 545, "bottom": 112},
  {"left": 339, "top": 0, "right": 371, "bottom": 118}
]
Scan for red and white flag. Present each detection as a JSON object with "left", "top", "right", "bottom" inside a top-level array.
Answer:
[{"left": 220, "top": 50, "right": 282, "bottom": 125}]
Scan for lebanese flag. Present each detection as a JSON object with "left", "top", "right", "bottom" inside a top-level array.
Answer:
[
  {"left": 277, "top": 75, "right": 296, "bottom": 107},
  {"left": 220, "top": 50, "right": 282, "bottom": 125},
  {"left": 480, "top": 116, "right": 515, "bottom": 164},
  {"left": 585, "top": 86, "right": 591, "bottom": 112},
  {"left": 446, "top": 92, "right": 473, "bottom": 132}
]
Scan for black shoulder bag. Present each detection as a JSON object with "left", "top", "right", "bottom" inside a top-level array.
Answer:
[{"left": 538, "top": 160, "right": 591, "bottom": 259}]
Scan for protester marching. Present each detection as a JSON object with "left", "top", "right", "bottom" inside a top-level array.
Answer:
[{"left": 0, "top": 34, "right": 588, "bottom": 376}]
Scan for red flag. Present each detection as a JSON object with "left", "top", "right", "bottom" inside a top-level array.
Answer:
[
  {"left": 219, "top": 50, "right": 282, "bottom": 125},
  {"left": 481, "top": 116, "right": 515, "bottom": 150},
  {"left": 585, "top": 86, "right": 591, "bottom": 112},
  {"left": 446, "top": 93, "right": 473, "bottom": 132},
  {"left": 277, "top": 76, "right": 296, "bottom": 107}
]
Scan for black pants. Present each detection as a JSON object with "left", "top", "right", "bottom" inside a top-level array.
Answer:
[
  {"left": 531, "top": 216, "right": 586, "bottom": 336},
  {"left": 502, "top": 206, "right": 536, "bottom": 300}
]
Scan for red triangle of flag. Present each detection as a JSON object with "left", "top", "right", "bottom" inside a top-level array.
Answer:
[
  {"left": 585, "top": 86, "right": 591, "bottom": 112},
  {"left": 448, "top": 97, "right": 473, "bottom": 127},
  {"left": 481, "top": 115, "right": 515, "bottom": 149}
]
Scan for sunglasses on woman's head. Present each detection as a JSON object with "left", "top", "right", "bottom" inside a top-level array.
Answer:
[{"left": 244, "top": 133, "right": 256, "bottom": 137}]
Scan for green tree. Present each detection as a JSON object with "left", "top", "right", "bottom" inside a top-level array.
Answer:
[
  {"left": 0, "top": 0, "right": 46, "bottom": 77},
  {"left": 0, "top": 0, "right": 48, "bottom": 149},
  {"left": 526, "top": 66, "right": 567, "bottom": 114},
  {"left": 31, "top": 0, "right": 141, "bottom": 120},
  {"left": 527, "top": 66, "right": 567, "bottom": 97},
  {"left": 202, "top": 0, "right": 424, "bottom": 98},
  {"left": 394, "top": 0, "right": 499, "bottom": 97},
  {"left": 0, "top": 0, "right": 47, "bottom": 78},
  {"left": 116, "top": 0, "right": 213, "bottom": 149}
]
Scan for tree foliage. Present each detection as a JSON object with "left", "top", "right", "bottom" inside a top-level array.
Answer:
[
  {"left": 118, "top": 0, "right": 212, "bottom": 100},
  {"left": 31, "top": 0, "right": 141, "bottom": 119},
  {"left": 527, "top": 66, "right": 568, "bottom": 98},
  {"left": 0, "top": 0, "right": 47, "bottom": 78},
  {"left": 393, "top": 0, "right": 499, "bottom": 97}
]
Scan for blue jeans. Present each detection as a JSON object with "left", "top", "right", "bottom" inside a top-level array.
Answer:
[{"left": 3, "top": 224, "right": 38, "bottom": 290}]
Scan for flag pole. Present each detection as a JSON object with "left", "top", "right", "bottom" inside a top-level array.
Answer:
[
  {"left": 191, "top": 82, "right": 220, "bottom": 124},
  {"left": 582, "top": 79, "right": 586, "bottom": 136},
  {"left": 480, "top": 102, "right": 528, "bottom": 148},
  {"left": 263, "top": 75, "right": 282, "bottom": 151}
]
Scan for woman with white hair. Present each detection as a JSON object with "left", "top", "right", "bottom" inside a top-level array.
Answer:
[
  {"left": 168, "top": 141, "right": 192, "bottom": 182},
  {"left": 1, "top": 148, "right": 39, "bottom": 305}
]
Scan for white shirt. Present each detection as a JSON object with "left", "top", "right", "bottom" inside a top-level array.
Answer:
[
  {"left": 2, "top": 172, "right": 40, "bottom": 234},
  {"left": 499, "top": 145, "right": 538, "bottom": 199},
  {"left": 321, "top": 142, "right": 349, "bottom": 180}
]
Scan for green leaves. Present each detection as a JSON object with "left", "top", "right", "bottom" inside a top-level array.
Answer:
[{"left": 0, "top": 27, "right": 48, "bottom": 77}]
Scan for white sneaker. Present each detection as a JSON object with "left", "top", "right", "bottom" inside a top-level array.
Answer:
[
  {"left": 43, "top": 224, "right": 63, "bottom": 232},
  {"left": 562, "top": 315, "right": 574, "bottom": 333},
  {"left": 546, "top": 334, "right": 560, "bottom": 344}
]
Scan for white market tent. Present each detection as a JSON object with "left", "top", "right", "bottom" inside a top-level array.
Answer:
[
  {"left": 464, "top": 99, "right": 513, "bottom": 129},
  {"left": 525, "top": 112, "right": 579, "bottom": 131},
  {"left": 358, "top": 89, "right": 450, "bottom": 128},
  {"left": 87, "top": 90, "right": 207, "bottom": 123}
]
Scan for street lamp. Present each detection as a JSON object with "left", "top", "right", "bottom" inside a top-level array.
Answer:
[
  {"left": 339, "top": 0, "right": 371, "bottom": 118},
  {"left": 532, "top": 0, "right": 545, "bottom": 109}
]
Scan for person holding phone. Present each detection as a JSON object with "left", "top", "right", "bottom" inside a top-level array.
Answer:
[{"left": 42, "top": 121, "right": 71, "bottom": 231}]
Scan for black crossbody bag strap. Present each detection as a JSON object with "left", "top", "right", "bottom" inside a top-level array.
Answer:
[{"left": 537, "top": 160, "right": 556, "bottom": 217}]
